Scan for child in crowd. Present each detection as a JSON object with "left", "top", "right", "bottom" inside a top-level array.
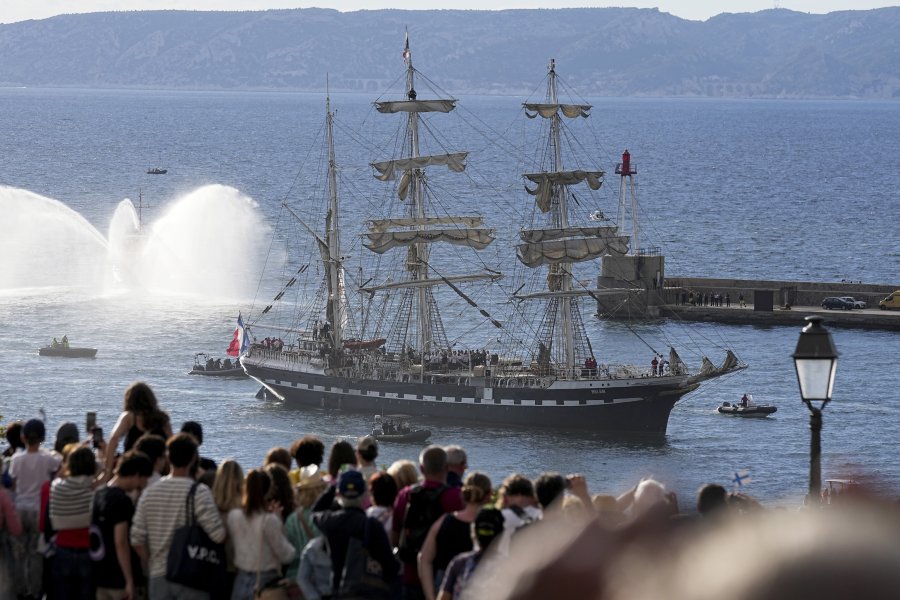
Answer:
[{"left": 9, "top": 418, "right": 61, "bottom": 599}]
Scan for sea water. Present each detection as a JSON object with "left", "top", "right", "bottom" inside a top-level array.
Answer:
[{"left": 0, "top": 87, "right": 898, "bottom": 506}]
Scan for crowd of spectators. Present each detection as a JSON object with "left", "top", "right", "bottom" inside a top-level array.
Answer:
[{"left": 3, "top": 380, "right": 900, "bottom": 600}]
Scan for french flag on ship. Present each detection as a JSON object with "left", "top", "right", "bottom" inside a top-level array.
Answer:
[{"left": 227, "top": 314, "right": 249, "bottom": 357}]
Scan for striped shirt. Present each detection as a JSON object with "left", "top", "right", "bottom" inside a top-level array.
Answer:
[
  {"left": 49, "top": 475, "right": 93, "bottom": 531},
  {"left": 130, "top": 475, "right": 225, "bottom": 578}
]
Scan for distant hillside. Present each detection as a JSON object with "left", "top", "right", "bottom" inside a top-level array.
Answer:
[{"left": 0, "top": 7, "right": 898, "bottom": 98}]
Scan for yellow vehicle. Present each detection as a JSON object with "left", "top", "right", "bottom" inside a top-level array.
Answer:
[{"left": 879, "top": 290, "right": 900, "bottom": 310}]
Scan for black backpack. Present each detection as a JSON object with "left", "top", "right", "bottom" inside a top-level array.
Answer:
[
  {"left": 397, "top": 484, "right": 447, "bottom": 562},
  {"left": 338, "top": 518, "right": 391, "bottom": 599}
]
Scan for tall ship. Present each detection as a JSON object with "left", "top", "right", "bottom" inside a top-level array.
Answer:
[{"left": 240, "top": 42, "right": 744, "bottom": 436}]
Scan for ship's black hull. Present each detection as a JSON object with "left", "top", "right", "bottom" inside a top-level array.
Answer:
[{"left": 243, "top": 361, "right": 689, "bottom": 436}]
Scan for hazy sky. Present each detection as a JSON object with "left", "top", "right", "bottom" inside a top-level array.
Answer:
[{"left": 0, "top": 1, "right": 895, "bottom": 24}]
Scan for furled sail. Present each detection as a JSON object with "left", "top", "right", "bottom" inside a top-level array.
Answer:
[
  {"left": 516, "top": 235, "right": 629, "bottom": 267},
  {"left": 523, "top": 103, "right": 591, "bottom": 119},
  {"left": 367, "top": 216, "right": 484, "bottom": 232},
  {"left": 365, "top": 228, "right": 495, "bottom": 254},
  {"left": 372, "top": 152, "right": 468, "bottom": 181},
  {"left": 519, "top": 226, "right": 618, "bottom": 243},
  {"left": 525, "top": 170, "right": 604, "bottom": 212},
  {"left": 375, "top": 99, "right": 457, "bottom": 114}
]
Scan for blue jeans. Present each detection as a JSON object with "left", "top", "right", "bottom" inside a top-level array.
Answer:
[
  {"left": 52, "top": 546, "right": 95, "bottom": 599},
  {"left": 231, "top": 569, "right": 278, "bottom": 600}
]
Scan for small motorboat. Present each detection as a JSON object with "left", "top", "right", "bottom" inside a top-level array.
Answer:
[
  {"left": 372, "top": 414, "right": 431, "bottom": 443},
  {"left": 718, "top": 394, "right": 777, "bottom": 417},
  {"left": 188, "top": 353, "right": 246, "bottom": 378},
  {"left": 146, "top": 167, "right": 167, "bottom": 175},
  {"left": 39, "top": 346, "right": 97, "bottom": 358}
]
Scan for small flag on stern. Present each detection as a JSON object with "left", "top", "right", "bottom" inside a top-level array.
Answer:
[
  {"left": 732, "top": 469, "right": 752, "bottom": 489},
  {"left": 402, "top": 30, "right": 410, "bottom": 64},
  {"left": 227, "top": 313, "right": 249, "bottom": 357}
]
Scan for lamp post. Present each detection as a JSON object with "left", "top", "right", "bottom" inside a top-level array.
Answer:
[{"left": 792, "top": 316, "right": 839, "bottom": 506}]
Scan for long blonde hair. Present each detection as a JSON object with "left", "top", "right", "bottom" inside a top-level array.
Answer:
[{"left": 212, "top": 459, "right": 244, "bottom": 512}]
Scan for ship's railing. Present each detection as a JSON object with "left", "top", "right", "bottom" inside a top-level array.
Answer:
[
  {"left": 247, "top": 345, "right": 323, "bottom": 366},
  {"left": 493, "top": 362, "right": 668, "bottom": 382}
]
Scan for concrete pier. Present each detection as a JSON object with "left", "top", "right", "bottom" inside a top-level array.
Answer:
[
  {"left": 596, "top": 274, "right": 900, "bottom": 332},
  {"left": 660, "top": 303, "right": 900, "bottom": 332}
]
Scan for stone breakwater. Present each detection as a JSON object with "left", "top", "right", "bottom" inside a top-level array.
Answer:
[
  {"left": 598, "top": 277, "right": 900, "bottom": 331},
  {"left": 663, "top": 278, "right": 900, "bottom": 331},
  {"left": 663, "top": 277, "right": 896, "bottom": 310}
]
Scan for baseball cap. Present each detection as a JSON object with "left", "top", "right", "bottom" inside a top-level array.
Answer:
[
  {"left": 338, "top": 469, "right": 366, "bottom": 499},
  {"left": 357, "top": 435, "right": 378, "bottom": 452},
  {"left": 474, "top": 507, "right": 505, "bottom": 538}
]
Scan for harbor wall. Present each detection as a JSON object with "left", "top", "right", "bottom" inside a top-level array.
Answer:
[
  {"left": 595, "top": 274, "right": 900, "bottom": 331},
  {"left": 661, "top": 277, "right": 897, "bottom": 309}
]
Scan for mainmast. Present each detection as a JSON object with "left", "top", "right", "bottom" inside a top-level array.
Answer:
[
  {"left": 367, "top": 32, "right": 499, "bottom": 359},
  {"left": 404, "top": 46, "right": 432, "bottom": 355},
  {"left": 324, "top": 90, "right": 344, "bottom": 349},
  {"left": 546, "top": 59, "right": 577, "bottom": 373}
]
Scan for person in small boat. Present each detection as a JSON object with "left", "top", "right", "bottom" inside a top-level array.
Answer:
[
  {"left": 740, "top": 394, "right": 749, "bottom": 408},
  {"left": 223, "top": 358, "right": 233, "bottom": 369},
  {"left": 51, "top": 338, "right": 59, "bottom": 348},
  {"left": 206, "top": 357, "right": 215, "bottom": 370},
  {"left": 61, "top": 335, "right": 69, "bottom": 349}
]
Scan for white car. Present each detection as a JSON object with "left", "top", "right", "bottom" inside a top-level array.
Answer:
[{"left": 838, "top": 296, "right": 866, "bottom": 309}]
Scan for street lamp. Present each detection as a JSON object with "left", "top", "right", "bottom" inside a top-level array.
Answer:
[{"left": 792, "top": 316, "right": 839, "bottom": 505}]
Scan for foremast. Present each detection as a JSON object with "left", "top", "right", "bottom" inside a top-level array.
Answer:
[
  {"left": 367, "top": 35, "right": 499, "bottom": 359},
  {"left": 517, "top": 59, "right": 629, "bottom": 376}
]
